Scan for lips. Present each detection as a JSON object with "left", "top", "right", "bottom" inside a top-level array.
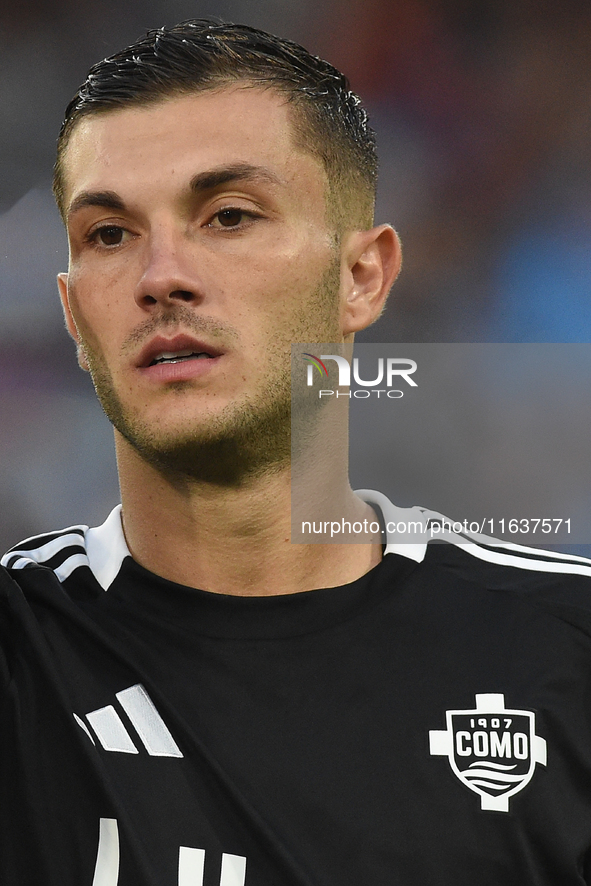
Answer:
[
  {"left": 136, "top": 334, "right": 224, "bottom": 369},
  {"left": 151, "top": 349, "right": 213, "bottom": 366},
  {"left": 134, "top": 333, "right": 225, "bottom": 383}
]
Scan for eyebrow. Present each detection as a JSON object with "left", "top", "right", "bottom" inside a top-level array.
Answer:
[
  {"left": 189, "top": 163, "right": 284, "bottom": 194},
  {"left": 66, "top": 164, "right": 283, "bottom": 222},
  {"left": 67, "top": 190, "right": 126, "bottom": 220}
]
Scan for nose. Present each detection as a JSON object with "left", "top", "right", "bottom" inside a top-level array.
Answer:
[{"left": 134, "top": 225, "right": 201, "bottom": 310}]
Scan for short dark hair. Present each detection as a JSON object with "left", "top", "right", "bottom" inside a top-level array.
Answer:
[{"left": 53, "top": 20, "right": 378, "bottom": 231}]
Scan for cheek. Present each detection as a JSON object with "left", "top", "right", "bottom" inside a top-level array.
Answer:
[
  {"left": 249, "top": 250, "right": 337, "bottom": 320},
  {"left": 66, "top": 277, "right": 118, "bottom": 358},
  {"left": 64, "top": 277, "right": 92, "bottom": 336}
]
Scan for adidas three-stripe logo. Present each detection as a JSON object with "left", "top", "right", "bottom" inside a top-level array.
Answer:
[
  {"left": 92, "top": 819, "right": 247, "bottom": 886},
  {"left": 75, "top": 684, "right": 183, "bottom": 758}
]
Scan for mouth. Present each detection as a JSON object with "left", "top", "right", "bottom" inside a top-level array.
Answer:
[
  {"left": 134, "top": 334, "right": 226, "bottom": 384},
  {"left": 150, "top": 350, "right": 214, "bottom": 366},
  {"left": 137, "top": 334, "right": 224, "bottom": 370}
]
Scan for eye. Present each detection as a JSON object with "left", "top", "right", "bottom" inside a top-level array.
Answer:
[
  {"left": 208, "top": 207, "right": 262, "bottom": 230},
  {"left": 88, "top": 225, "right": 129, "bottom": 247},
  {"left": 215, "top": 208, "right": 247, "bottom": 228}
]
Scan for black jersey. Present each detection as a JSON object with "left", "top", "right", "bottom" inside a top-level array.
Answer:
[{"left": 3, "top": 492, "right": 591, "bottom": 885}]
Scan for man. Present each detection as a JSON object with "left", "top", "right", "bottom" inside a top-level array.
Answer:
[{"left": 2, "top": 20, "right": 591, "bottom": 886}]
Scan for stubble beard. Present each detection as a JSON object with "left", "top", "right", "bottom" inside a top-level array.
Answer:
[{"left": 81, "top": 257, "right": 342, "bottom": 486}]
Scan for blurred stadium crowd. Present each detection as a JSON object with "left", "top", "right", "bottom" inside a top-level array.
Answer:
[{"left": 1, "top": 0, "right": 591, "bottom": 551}]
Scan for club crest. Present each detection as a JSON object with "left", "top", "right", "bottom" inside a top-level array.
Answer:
[{"left": 429, "top": 693, "right": 547, "bottom": 812}]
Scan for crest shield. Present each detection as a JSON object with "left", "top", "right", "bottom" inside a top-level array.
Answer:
[{"left": 430, "top": 693, "right": 547, "bottom": 812}]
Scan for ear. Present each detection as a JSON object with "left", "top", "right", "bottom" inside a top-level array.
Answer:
[
  {"left": 340, "top": 224, "right": 401, "bottom": 337},
  {"left": 57, "top": 272, "right": 90, "bottom": 372}
]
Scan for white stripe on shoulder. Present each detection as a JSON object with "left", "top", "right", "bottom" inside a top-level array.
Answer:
[
  {"left": 1, "top": 526, "right": 89, "bottom": 579},
  {"left": 1, "top": 505, "right": 130, "bottom": 590},
  {"left": 356, "top": 490, "right": 591, "bottom": 577},
  {"left": 448, "top": 540, "right": 591, "bottom": 576}
]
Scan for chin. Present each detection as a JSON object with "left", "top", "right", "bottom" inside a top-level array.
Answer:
[
  {"left": 90, "top": 351, "right": 293, "bottom": 482},
  {"left": 115, "top": 397, "right": 292, "bottom": 486}
]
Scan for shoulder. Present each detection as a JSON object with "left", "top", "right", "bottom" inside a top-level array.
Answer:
[
  {"left": 414, "top": 519, "right": 591, "bottom": 657},
  {"left": 361, "top": 490, "right": 591, "bottom": 577},
  {"left": 359, "top": 490, "right": 591, "bottom": 619},
  {"left": 423, "top": 526, "right": 591, "bottom": 585},
  {"left": 421, "top": 531, "right": 591, "bottom": 606},
  {"left": 1, "top": 505, "right": 129, "bottom": 591},
  {"left": 1, "top": 524, "right": 89, "bottom": 582}
]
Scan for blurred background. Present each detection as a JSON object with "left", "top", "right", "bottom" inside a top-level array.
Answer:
[{"left": 1, "top": 0, "right": 591, "bottom": 551}]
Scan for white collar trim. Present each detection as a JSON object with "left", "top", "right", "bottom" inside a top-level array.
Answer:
[
  {"left": 356, "top": 489, "right": 428, "bottom": 563},
  {"left": 84, "top": 490, "right": 428, "bottom": 591},
  {"left": 85, "top": 504, "right": 130, "bottom": 590}
]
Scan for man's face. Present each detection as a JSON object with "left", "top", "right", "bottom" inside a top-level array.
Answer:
[{"left": 58, "top": 86, "right": 348, "bottom": 478}]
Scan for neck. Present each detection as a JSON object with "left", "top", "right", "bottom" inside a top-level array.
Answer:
[{"left": 115, "top": 435, "right": 382, "bottom": 596}]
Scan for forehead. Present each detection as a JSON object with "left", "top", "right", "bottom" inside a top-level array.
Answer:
[{"left": 61, "top": 86, "right": 328, "bottom": 213}]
